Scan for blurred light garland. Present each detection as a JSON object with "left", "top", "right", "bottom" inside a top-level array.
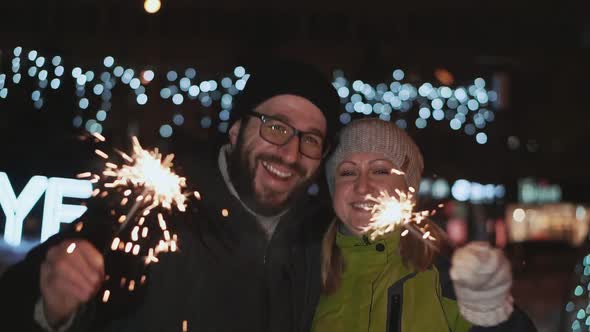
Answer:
[
  {"left": 566, "top": 254, "right": 590, "bottom": 331},
  {"left": 0, "top": 46, "right": 497, "bottom": 144}
]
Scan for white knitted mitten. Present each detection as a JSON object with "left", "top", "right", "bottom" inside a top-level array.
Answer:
[{"left": 450, "top": 241, "right": 514, "bottom": 327}]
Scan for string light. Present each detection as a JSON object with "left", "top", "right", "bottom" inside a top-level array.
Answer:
[
  {"left": 144, "top": 0, "right": 161, "bottom": 14},
  {"left": 0, "top": 47, "right": 497, "bottom": 145},
  {"left": 567, "top": 254, "right": 590, "bottom": 330}
]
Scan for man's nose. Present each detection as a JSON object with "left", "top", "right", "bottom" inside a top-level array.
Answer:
[{"left": 279, "top": 136, "right": 301, "bottom": 164}]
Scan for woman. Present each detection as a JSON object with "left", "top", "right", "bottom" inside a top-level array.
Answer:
[{"left": 312, "top": 118, "right": 536, "bottom": 332}]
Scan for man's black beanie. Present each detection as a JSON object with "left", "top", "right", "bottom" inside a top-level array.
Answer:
[{"left": 229, "top": 58, "right": 341, "bottom": 149}]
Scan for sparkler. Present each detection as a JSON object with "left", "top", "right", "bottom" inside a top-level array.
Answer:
[
  {"left": 98, "top": 136, "right": 188, "bottom": 259},
  {"left": 362, "top": 187, "right": 441, "bottom": 247},
  {"left": 104, "top": 136, "right": 187, "bottom": 218},
  {"left": 78, "top": 133, "right": 195, "bottom": 302}
]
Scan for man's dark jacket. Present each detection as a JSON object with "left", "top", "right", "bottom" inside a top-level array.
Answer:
[{"left": 0, "top": 146, "right": 332, "bottom": 332}]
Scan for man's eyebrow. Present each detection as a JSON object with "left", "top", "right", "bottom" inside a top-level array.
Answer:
[
  {"left": 304, "top": 127, "right": 325, "bottom": 137},
  {"left": 267, "top": 112, "right": 290, "bottom": 123}
]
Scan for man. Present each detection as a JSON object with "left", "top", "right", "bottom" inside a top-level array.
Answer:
[{"left": 0, "top": 58, "right": 341, "bottom": 331}]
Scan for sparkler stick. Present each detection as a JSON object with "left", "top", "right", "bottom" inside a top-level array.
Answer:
[{"left": 116, "top": 188, "right": 148, "bottom": 235}]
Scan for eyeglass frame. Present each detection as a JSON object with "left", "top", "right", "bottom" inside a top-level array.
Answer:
[{"left": 245, "top": 110, "right": 330, "bottom": 160}]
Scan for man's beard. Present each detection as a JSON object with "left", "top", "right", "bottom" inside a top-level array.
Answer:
[{"left": 228, "top": 134, "right": 316, "bottom": 216}]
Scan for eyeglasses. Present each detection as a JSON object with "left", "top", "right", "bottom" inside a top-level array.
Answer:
[{"left": 246, "top": 111, "right": 327, "bottom": 160}]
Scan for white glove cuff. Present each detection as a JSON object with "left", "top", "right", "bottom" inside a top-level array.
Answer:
[{"left": 458, "top": 294, "right": 514, "bottom": 327}]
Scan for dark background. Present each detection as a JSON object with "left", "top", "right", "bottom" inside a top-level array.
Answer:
[{"left": 0, "top": 0, "right": 588, "bottom": 198}]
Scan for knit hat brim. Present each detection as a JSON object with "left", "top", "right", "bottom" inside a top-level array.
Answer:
[{"left": 326, "top": 118, "right": 424, "bottom": 196}]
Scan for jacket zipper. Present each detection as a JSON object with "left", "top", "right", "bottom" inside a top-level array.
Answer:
[
  {"left": 385, "top": 272, "right": 418, "bottom": 332},
  {"left": 389, "top": 294, "right": 401, "bottom": 332}
]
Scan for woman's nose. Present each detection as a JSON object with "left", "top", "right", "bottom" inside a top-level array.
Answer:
[{"left": 354, "top": 172, "right": 372, "bottom": 195}]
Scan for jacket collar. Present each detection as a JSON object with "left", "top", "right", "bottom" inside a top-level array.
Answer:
[{"left": 336, "top": 228, "right": 404, "bottom": 267}]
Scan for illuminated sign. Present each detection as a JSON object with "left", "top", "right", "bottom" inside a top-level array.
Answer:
[
  {"left": 506, "top": 204, "right": 589, "bottom": 246},
  {"left": 419, "top": 178, "right": 506, "bottom": 203},
  {"left": 0, "top": 172, "right": 92, "bottom": 246},
  {"left": 451, "top": 179, "right": 506, "bottom": 203},
  {"left": 518, "top": 178, "right": 562, "bottom": 204}
]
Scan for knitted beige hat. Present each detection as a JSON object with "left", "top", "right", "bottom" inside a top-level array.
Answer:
[{"left": 326, "top": 118, "right": 424, "bottom": 196}]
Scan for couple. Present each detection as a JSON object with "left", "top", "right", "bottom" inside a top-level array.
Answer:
[{"left": 0, "top": 59, "right": 536, "bottom": 331}]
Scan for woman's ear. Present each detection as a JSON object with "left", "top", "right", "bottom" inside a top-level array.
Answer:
[{"left": 229, "top": 120, "right": 241, "bottom": 146}]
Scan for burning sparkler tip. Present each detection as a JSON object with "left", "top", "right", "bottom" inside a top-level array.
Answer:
[{"left": 66, "top": 243, "right": 76, "bottom": 254}]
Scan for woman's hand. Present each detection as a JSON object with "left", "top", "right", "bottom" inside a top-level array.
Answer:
[{"left": 450, "top": 241, "right": 514, "bottom": 327}]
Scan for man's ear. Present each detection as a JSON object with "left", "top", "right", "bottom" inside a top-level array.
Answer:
[{"left": 229, "top": 120, "right": 241, "bottom": 146}]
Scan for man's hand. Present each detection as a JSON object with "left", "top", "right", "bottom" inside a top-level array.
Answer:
[
  {"left": 450, "top": 241, "right": 514, "bottom": 327},
  {"left": 40, "top": 239, "right": 104, "bottom": 327}
]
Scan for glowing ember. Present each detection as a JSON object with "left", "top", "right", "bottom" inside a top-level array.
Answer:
[
  {"left": 76, "top": 172, "right": 92, "bottom": 179},
  {"left": 102, "top": 290, "right": 111, "bottom": 303},
  {"left": 390, "top": 168, "right": 405, "bottom": 176},
  {"left": 111, "top": 237, "right": 120, "bottom": 251},
  {"left": 95, "top": 149, "right": 109, "bottom": 159},
  {"left": 92, "top": 132, "right": 106, "bottom": 142},
  {"left": 157, "top": 213, "right": 167, "bottom": 230},
  {"left": 131, "top": 226, "right": 139, "bottom": 241},
  {"left": 66, "top": 243, "right": 76, "bottom": 254},
  {"left": 145, "top": 248, "right": 159, "bottom": 264}
]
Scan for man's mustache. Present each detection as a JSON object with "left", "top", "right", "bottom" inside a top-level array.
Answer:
[{"left": 257, "top": 153, "right": 306, "bottom": 177}]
